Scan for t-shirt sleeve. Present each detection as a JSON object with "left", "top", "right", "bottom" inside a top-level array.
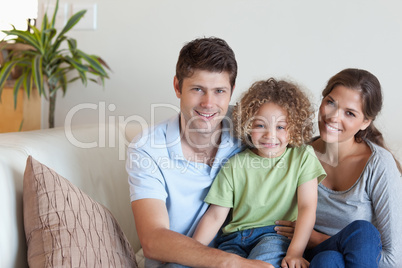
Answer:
[
  {"left": 298, "top": 145, "right": 327, "bottom": 187},
  {"left": 126, "top": 143, "right": 167, "bottom": 202},
  {"left": 204, "top": 159, "right": 234, "bottom": 208},
  {"left": 367, "top": 150, "right": 402, "bottom": 267}
]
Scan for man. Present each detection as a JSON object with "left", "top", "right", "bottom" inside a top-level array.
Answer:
[{"left": 127, "top": 37, "right": 273, "bottom": 268}]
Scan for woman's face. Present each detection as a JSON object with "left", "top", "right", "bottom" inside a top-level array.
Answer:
[{"left": 318, "top": 85, "right": 371, "bottom": 144}]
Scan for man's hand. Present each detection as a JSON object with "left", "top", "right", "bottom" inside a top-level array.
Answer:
[{"left": 234, "top": 255, "right": 274, "bottom": 268}]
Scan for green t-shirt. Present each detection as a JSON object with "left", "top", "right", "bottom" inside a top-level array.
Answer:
[{"left": 205, "top": 146, "right": 326, "bottom": 234}]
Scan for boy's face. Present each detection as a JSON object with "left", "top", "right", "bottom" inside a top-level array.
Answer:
[
  {"left": 250, "top": 102, "right": 289, "bottom": 158},
  {"left": 174, "top": 70, "right": 233, "bottom": 135}
]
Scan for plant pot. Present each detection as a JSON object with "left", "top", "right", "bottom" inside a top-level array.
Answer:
[{"left": 0, "top": 80, "right": 41, "bottom": 133}]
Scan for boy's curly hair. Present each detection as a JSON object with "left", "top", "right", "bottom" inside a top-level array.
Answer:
[{"left": 233, "top": 78, "right": 314, "bottom": 147}]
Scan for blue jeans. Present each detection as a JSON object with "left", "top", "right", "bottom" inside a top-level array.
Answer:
[
  {"left": 215, "top": 225, "right": 290, "bottom": 268},
  {"left": 305, "top": 220, "right": 382, "bottom": 268}
]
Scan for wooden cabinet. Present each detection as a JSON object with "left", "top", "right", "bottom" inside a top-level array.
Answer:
[{"left": 0, "top": 81, "right": 41, "bottom": 133}]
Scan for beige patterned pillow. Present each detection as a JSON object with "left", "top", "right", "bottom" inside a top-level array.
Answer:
[{"left": 23, "top": 156, "right": 137, "bottom": 268}]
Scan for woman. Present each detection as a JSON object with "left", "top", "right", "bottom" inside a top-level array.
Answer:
[{"left": 276, "top": 68, "right": 402, "bottom": 267}]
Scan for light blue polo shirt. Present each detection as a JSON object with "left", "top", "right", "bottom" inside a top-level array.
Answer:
[{"left": 127, "top": 113, "right": 242, "bottom": 237}]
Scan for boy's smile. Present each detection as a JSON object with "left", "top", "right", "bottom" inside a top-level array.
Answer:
[{"left": 250, "top": 102, "right": 289, "bottom": 158}]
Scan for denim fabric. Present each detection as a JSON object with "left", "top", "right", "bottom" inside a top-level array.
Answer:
[
  {"left": 215, "top": 225, "right": 290, "bottom": 268},
  {"left": 305, "top": 220, "right": 382, "bottom": 268}
]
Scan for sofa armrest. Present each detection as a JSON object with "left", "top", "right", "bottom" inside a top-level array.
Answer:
[{"left": 0, "top": 123, "right": 143, "bottom": 268}]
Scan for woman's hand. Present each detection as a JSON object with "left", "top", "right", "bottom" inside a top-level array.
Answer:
[
  {"left": 275, "top": 220, "right": 330, "bottom": 249},
  {"left": 275, "top": 220, "right": 296, "bottom": 239}
]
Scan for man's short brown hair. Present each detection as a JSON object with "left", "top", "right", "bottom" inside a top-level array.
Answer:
[{"left": 175, "top": 37, "right": 237, "bottom": 92}]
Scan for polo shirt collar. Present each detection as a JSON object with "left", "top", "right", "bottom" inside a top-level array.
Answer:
[
  {"left": 165, "top": 114, "right": 235, "bottom": 160},
  {"left": 166, "top": 115, "right": 183, "bottom": 160}
]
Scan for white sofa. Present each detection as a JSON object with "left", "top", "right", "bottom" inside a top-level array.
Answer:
[{"left": 0, "top": 123, "right": 145, "bottom": 267}]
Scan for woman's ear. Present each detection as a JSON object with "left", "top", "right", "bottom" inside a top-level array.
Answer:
[{"left": 360, "top": 119, "right": 372, "bottom": 131}]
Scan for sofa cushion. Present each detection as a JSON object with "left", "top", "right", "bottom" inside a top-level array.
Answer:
[{"left": 23, "top": 155, "right": 137, "bottom": 267}]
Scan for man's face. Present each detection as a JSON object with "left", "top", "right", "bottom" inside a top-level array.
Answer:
[{"left": 174, "top": 70, "right": 233, "bottom": 135}]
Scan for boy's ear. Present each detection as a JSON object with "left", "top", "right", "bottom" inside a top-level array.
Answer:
[{"left": 173, "top": 76, "right": 181, "bottom": 98}]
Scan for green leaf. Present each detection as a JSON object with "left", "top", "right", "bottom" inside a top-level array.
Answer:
[
  {"left": 18, "top": 50, "right": 38, "bottom": 58},
  {"left": 67, "top": 38, "right": 77, "bottom": 50},
  {"left": 75, "top": 68, "right": 87, "bottom": 86},
  {"left": 97, "top": 56, "right": 112, "bottom": 71},
  {"left": 31, "top": 25, "right": 43, "bottom": 50},
  {"left": 3, "top": 29, "right": 43, "bottom": 53},
  {"left": 14, "top": 59, "right": 33, "bottom": 69},
  {"left": 18, "top": 119, "right": 24, "bottom": 132},
  {"left": 66, "top": 77, "right": 81, "bottom": 85},
  {"left": 50, "top": 0, "right": 59, "bottom": 28},
  {"left": 65, "top": 56, "right": 89, "bottom": 72},
  {"left": 48, "top": 36, "right": 66, "bottom": 57},
  {"left": 42, "top": 13, "right": 49, "bottom": 32},
  {"left": 57, "top": 10, "right": 86, "bottom": 39},
  {"left": 47, "top": 67, "right": 70, "bottom": 91},
  {"left": 13, "top": 75, "right": 24, "bottom": 109},
  {"left": 99, "top": 76, "right": 106, "bottom": 87},
  {"left": 23, "top": 70, "right": 33, "bottom": 98},
  {"left": 42, "top": 28, "right": 57, "bottom": 49},
  {"left": 0, "top": 61, "right": 19, "bottom": 99},
  {"left": 32, "top": 55, "right": 44, "bottom": 95},
  {"left": 89, "top": 77, "right": 101, "bottom": 84},
  {"left": 60, "top": 74, "right": 68, "bottom": 96},
  {"left": 76, "top": 50, "right": 107, "bottom": 76},
  {"left": 67, "top": 38, "right": 77, "bottom": 55}
]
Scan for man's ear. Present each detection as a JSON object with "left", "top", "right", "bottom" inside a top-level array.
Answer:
[
  {"left": 173, "top": 76, "right": 181, "bottom": 98},
  {"left": 230, "top": 84, "right": 235, "bottom": 97}
]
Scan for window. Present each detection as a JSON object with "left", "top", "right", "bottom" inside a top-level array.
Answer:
[{"left": 0, "top": 0, "right": 38, "bottom": 40}]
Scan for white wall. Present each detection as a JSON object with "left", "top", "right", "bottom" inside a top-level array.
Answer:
[{"left": 37, "top": 0, "right": 402, "bottom": 160}]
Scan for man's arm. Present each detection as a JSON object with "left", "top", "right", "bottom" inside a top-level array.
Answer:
[{"left": 132, "top": 199, "right": 274, "bottom": 268}]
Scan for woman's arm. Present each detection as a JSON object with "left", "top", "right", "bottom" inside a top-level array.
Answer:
[
  {"left": 368, "top": 153, "right": 402, "bottom": 267},
  {"left": 193, "top": 204, "right": 231, "bottom": 245},
  {"left": 281, "top": 178, "right": 317, "bottom": 268},
  {"left": 275, "top": 221, "right": 330, "bottom": 249}
]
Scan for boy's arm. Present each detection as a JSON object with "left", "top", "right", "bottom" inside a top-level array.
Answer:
[
  {"left": 132, "top": 199, "right": 273, "bottom": 268},
  {"left": 193, "top": 204, "right": 231, "bottom": 245},
  {"left": 281, "top": 178, "right": 318, "bottom": 268}
]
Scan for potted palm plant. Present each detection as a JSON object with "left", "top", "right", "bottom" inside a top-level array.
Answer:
[{"left": 0, "top": 0, "right": 110, "bottom": 128}]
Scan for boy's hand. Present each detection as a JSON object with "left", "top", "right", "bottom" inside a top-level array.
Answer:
[{"left": 281, "top": 255, "right": 309, "bottom": 268}]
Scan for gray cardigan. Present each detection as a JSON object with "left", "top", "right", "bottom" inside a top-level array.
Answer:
[{"left": 315, "top": 140, "right": 402, "bottom": 268}]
